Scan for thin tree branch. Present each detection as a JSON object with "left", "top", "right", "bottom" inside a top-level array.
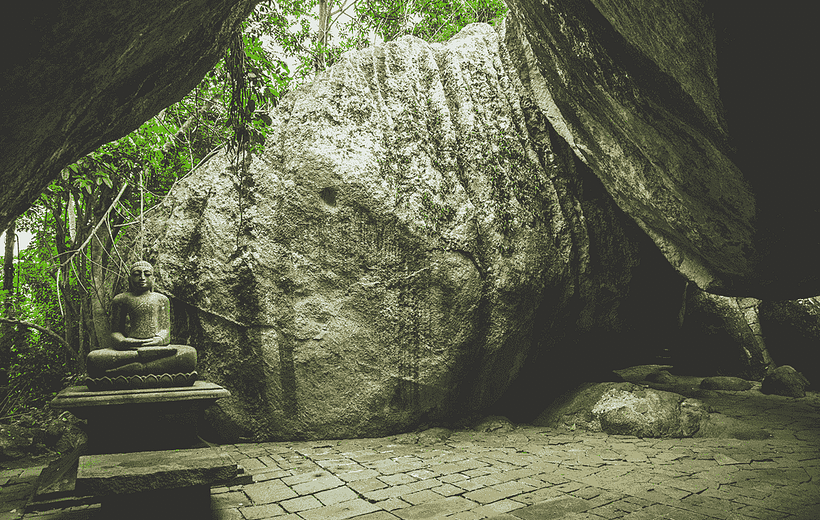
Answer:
[
  {"left": 114, "top": 145, "right": 223, "bottom": 228},
  {"left": 328, "top": 0, "right": 358, "bottom": 32},
  {"left": 0, "top": 318, "right": 77, "bottom": 359},
  {"left": 49, "top": 182, "right": 128, "bottom": 276}
]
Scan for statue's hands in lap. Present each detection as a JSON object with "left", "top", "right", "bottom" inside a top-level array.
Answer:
[
  {"left": 136, "top": 346, "right": 178, "bottom": 361},
  {"left": 118, "top": 336, "right": 154, "bottom": 348},
  {"left": 131, "top": 335, "right": 165, "bottom": 347}
]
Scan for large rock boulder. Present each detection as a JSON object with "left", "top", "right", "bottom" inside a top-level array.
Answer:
[
  {"left": 0, "top": 0, "right": 259, "bottom": 234},
  {"left": 676, "top": 287, "right": 772, "bottom": 379},
  {"left": 533, "top": 382, "right": 710, "bottom": 438},
  {"left": 504, "top": 0, "right": 818, "bottom": 297},
  {"left": 133, "top": 23, "right": 683, "bottom": 440}
]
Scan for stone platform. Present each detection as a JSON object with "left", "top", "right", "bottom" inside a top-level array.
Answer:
[{"left": 49, "top": 381, "right": 229, "bottom": 453}]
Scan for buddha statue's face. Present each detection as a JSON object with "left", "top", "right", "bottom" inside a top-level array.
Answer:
[{"left": 129, "top": 263, "right": 154, "bottom": 293}]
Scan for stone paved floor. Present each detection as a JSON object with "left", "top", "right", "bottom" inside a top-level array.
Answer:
[{"left": 2, "top": 390, "right": 818, "bottom": 519}]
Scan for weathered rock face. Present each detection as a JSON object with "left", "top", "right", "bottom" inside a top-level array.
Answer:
[
  {"left": 677, "top": 287, "right": 772, "bottom": 379},
  {"left": 533, "top": 382, "right": 710, "bottom": 438},
  {"left": 0, "top": 0, "right": 259, "bottom": 234},
  {"left": 759, "top": 299, "right": 820, "bottom": 385},
  {"left": 135, "top": 23, "right": 683, "bottom": 440},
  {"left": 504, "top": 0, "right": 819, "bottom": 298}
]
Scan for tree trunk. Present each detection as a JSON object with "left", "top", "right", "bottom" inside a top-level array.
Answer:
[
  {"left": 1, "top": 219, "right": 15, "bottom": 388},
  {"left": 49, "top": 194, "right": 82, "bottom": 363},
  {"left": 316, "top": 0, "right": 331, "bottom": 71},
  {"left": 89, "top": 225, "right": 114, "bottom": 353},
  {"left": 3, "top": 219, "right": 14, "bottom": 304}
]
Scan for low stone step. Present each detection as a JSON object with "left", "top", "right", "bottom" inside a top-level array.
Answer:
[
  {"left": 76, "top": 447, "right": 238, "bottom": 496},
  {"left": 26, "top": 446, "right": 251, "bottom": 513}
]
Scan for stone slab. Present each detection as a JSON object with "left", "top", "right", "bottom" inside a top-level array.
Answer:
[
  {"left": 76, "top": 447, "right": 237, "bottom": 496},
  {"left": 29, "top": 444, "right": 85, "bottom": 501},
  {"left": 50, "top": 381, "right": 230, "bottom": 410}
]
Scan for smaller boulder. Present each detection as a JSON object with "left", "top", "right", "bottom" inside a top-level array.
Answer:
[
  {"left": 534, "top": 382, "right": 710, "bottom": 438},
  {"left": 761, "top": 366, "right": 810, "bottom": 397},
  {"left": 645, "top": 370, "right": 675, "bottom": 384},
  {"left": 473, "top": 416, "right": 515, "bottom": 433},
  {"left": 592, "top": 387, "right": 710, "bottom": 438},
  {"left": 700, "top": 376, "right": 754, "bottom": 391}
]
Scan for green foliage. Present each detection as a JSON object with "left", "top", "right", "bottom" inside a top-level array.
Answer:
[
  {"left": 1, "top": 242, "right": 77, "bottom": 418},
  {"left": 347, "top": 0, "right": 507, "bottom": 44},
  {"left": 247, "top": 0, "right": 320, "bottom": 82},
  {"left": 244, "top": 0, "right": 508, "bottom": 85},
  {"left": 1, "top": 328, "right": 69, "bottom": 417}
]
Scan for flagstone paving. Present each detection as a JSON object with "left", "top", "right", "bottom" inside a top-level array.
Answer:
[{"left": 2, "top": 390, "right": 818, "bottom": 519}]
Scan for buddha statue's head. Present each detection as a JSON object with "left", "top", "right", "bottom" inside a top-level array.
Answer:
[{"left": 129, "top": 260, "right": 154, "bottom": 293}]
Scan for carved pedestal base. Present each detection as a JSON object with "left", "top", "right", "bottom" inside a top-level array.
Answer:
[{"left": 84, "top": 371, "right": 198, "bottom": 391}]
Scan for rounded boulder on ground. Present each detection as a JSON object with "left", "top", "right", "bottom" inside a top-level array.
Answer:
[
  {"left": 761, "top": 366, "right": 810, "bottom": 398},
  {"left": 534, "top": 382, "right": 710, "bottom": 438}
]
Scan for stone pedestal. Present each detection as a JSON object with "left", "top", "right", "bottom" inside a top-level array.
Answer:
[
  {"left": 27, "top": 381, "right": 235, "bottom": 513},
  {"left": 49, "top": 381, "right": 229, "bottom": 453}
]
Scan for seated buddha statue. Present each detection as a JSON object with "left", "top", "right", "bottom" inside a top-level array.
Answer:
[{"left": 86, "top": 260, "right": 197, "bottom": 388}]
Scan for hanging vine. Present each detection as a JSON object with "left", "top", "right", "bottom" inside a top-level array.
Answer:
[{"left": 226, "top": 31, "right": 254, "bottom": 249}]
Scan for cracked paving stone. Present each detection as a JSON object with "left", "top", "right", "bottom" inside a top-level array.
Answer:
[
  {"left": 315, "top": 485, "right": 358, "bottom": 505},
  {"left": 339, "top": 468, "right": 382, "bottom": 482},
  {"left": 463, "top": 487, "right": 510, "bottom": 504},
  {"left": 243, "top": 479, "right": 298, "bottom": 504},
  {"left": 280, "top": 494, "right": 323, "bottom": 513},
  {"left": 402, "top": 489, "right": 443, "bottom": 505},
  {"left": 291, "top": 474, "right": 345, "bottom": 495},
  {"left": 376, "top": 497, "right": 411, "bottom": 511},
  {"left": 393, "top": 496, "right": 477, "bottom": 519},
  {"left": 511, "top": 497, "right": 590, "bottom": 520},
  {"left": 348, "top": 477, "right": 388, "bottom": 493},
  {"left": 239, "top": 502, "right": 287, "bottom": 519},
  {"left": 298, "top": 498, "right": 380, "bottom": 520}
]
